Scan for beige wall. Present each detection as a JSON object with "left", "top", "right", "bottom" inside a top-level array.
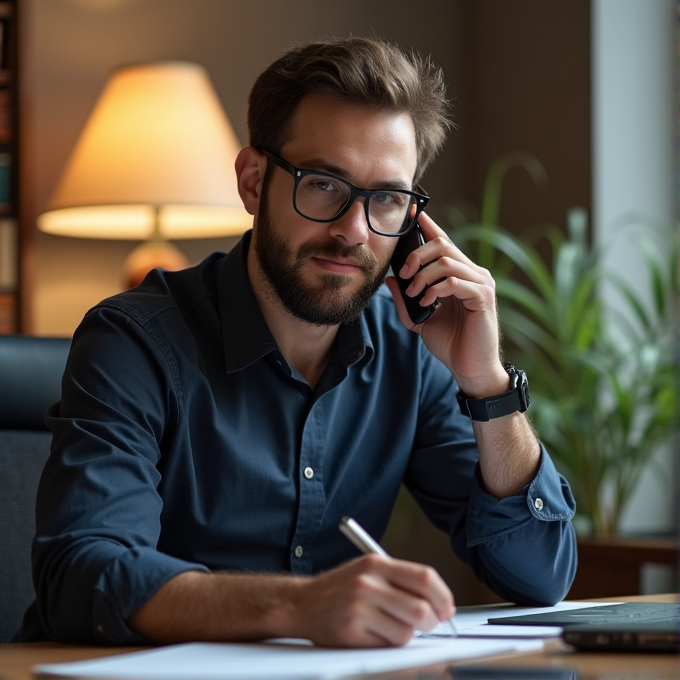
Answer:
[{"left": 23, "top": 0, "right": 464, "bottom": 336}]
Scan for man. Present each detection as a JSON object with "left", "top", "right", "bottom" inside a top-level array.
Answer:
[{"left": 20, "top": 36, "right": 576, "bottom": 648}]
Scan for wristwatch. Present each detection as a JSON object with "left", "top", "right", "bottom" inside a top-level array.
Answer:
[{"left": 456, "top": 362, "right": 530, "bottom": 421}]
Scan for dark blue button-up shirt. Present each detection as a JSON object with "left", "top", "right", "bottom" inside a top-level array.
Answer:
[{"left": 21, "top": 231, "right": 576, "bottom": 644}]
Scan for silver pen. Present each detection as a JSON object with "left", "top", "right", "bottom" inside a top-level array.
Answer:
[{"left": 339, "top": 516, "right": 458, "bottom": 637}]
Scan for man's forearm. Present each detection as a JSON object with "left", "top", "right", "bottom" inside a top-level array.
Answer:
[
  {"left": 128, "top": 555, "right": 455, "bottom": 648},
  {"left": 472, "top": 412, "right": 541, "bottom": 498},
  {"left": 128, "top": 570, "right": 305, "bottom": 643}
]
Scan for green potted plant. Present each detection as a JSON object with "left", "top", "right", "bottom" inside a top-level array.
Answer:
[{"left": 445, "top": 153, "right": 677, "bottom": 536}]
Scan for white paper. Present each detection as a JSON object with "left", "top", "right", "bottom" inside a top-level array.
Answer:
[
  {"left": 457, "top": 624, "right": 563, "bottom": 638},
  {"left": 35, "top": 638, "right": 543, "bottom": 680},
  {"left": 452, "top": 599, "right": 619, "bottom": 633},
  {"left": 418, "top": 600, "right": 616, "bottom": 639}
]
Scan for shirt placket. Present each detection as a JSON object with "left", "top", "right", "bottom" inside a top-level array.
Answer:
[{"left": 289, "top": 396, "right": 328, "bottom": 574}]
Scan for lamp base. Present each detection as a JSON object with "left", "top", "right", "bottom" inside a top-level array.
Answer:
[{"left": 123, "top": 239, "right": 190, "bottom": 289}]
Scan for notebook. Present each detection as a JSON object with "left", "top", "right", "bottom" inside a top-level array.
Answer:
[{"left": 487, "top": 602, "right": 679, "bottom": 652}]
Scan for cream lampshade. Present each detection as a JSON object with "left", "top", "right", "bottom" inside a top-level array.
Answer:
[{"left": 38, "top": 61, "right": 251, "bottom": 287}]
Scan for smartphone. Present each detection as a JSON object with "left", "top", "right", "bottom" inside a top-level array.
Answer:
[
  {"left": 389, "top": 223, "right": 437, "bottom": 325},
  {"left": 450, "top": 668, "right": 578, "bottom": 680}
]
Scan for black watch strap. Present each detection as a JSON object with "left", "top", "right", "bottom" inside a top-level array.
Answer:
[{"left": 456, "top": 363, "right": 530, "bottom": 422}]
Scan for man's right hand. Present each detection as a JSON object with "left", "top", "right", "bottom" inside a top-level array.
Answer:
[
  {"left": 287, "top": 554, "right": 456, "bottom": 647},
  {"left": 128, "top": 555, "right": 455, "bottom": 648}
]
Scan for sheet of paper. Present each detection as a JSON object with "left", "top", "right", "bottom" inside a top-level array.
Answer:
[
  {"left": 453, "top": 600, "right": 619, "bottom": 632},
  {"left": 421, "top": 600, "right": 618, "bottom": 639},
  {"left": 456, "top": 624, "right": 563, "bottom": 638},
  {"left": 34, "top": 638, "right": 544, "bottom": 680}
]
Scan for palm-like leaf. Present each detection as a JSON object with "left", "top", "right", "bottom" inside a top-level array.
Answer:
[{"left": 446, "top": 184, "right": 677, "bottom": 535}]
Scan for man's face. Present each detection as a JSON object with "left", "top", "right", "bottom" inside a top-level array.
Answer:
[{"left": 251, "top": 95, "right": 418, "bottom": 327}]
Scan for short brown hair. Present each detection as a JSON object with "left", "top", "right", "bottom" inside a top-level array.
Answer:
[{"left": 248, "top": 36, "right": 452, "bottom": 183}]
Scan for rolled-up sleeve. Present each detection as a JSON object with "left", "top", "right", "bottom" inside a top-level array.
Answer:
[
  {"left": 92, "top": 549, "right": 208, "bottom": 644},
  {"left": 466, "top": 447, "right": 577, "bottom": 605}
]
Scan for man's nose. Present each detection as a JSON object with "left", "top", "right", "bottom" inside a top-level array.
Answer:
[{"left": 328, "top": 197, "right": 370, "bottom": 246}]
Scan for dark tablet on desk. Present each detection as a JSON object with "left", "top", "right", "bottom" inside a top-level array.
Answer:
[
  {"left": 487, "top": 602, "right": 678, "bottom": 627},
  {"left": 561, "top": 619, "right": 679, "bottom": 652},
  {"left": 487, "top": 602, "right": 679, "bottom": 653},
  {"left": 450, "top": 667, "right": 578, "bottom": 679}
]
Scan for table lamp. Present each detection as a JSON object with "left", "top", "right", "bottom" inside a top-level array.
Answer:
[{"left": 38, "top": 61, "right": 251, "bottom": 288}]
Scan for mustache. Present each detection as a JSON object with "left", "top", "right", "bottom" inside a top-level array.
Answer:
[{"left": 295, "top": 241, "right": 378, "bottom": 270}]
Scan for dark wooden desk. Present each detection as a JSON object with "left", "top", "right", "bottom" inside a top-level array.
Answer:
[{"left": 1, "top": 595, "right": 677, "bottom": 680}]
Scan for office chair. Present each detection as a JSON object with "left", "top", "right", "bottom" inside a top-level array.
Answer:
[{"left": 0, "top": 335, "right": 70, "bottom": 642}]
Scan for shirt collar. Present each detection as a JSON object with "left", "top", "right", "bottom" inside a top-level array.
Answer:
[{"left": 217, "top": 230, "right": 374, "bottom": 373}]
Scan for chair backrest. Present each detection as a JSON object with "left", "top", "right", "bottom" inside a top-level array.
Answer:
[{"left": 0, "top": 335, "right": 70, "bottom": 642}]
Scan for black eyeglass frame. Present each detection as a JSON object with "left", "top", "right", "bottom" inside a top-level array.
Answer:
[{"left": 263, "top": 150, "right": 429, "bottom": 237}]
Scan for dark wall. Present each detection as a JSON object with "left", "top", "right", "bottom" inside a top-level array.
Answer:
[{"left": 461, "top": 0, "right": 592, "bottom": 234}]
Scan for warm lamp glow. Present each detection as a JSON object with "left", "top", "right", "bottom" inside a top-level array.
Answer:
[
  {"left": 39, "top": 204, "right": 252, "bottom": 240},
  {"left": 38, "top": 61, "right": 251, "bottom": 240}
]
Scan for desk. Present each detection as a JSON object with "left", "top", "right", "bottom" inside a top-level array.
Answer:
[{"left": 1, "top": 595, "right": 677, "bottom": 680}]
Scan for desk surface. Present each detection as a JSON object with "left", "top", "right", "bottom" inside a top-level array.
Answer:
[{"left": 1, "top": 595, "right": 677, "bottom": 680}]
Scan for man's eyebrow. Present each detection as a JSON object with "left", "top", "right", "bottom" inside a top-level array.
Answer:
[{"left": 298, "top": 157, "right": 413, "bottom": 191}]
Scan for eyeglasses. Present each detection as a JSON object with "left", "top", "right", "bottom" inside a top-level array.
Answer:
[{"left": 263, "top": 151, "right": 429, "bottom": 237}]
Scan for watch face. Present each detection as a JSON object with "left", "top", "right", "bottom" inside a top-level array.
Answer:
[
  {"left": 521, "top": 381, "right": 531, "bottom": 409},
  {"left": 519, "top": 371, "right": 530, "bottom": 410}
]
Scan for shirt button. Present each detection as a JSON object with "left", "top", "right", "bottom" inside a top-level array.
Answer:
[
  {"left": 294, "top": 545, "right": 304, "bottom": 558},
  {"left": 97, "top": 624, "right": 104, "bottom": 634},
  {"left": 534, "top": 497, "right": 544, "bottom": 511},
  {"left": 303, "top": 466, "right": 314, "bottom": 479}
]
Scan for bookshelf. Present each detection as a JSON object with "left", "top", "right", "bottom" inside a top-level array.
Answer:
[{"left": 0, "top": 0, "right": 18, "bottom": 333}]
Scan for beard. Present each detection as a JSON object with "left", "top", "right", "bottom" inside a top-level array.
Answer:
[{"left": 253, "top": 187, "right": 391, "bottom": 327}]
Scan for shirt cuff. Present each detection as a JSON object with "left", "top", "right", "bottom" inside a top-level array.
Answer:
[
  {"left": 92, "top": 547, "right": 210, "bottom": 644},
  {"left": 466, "top": 445, "right": 576, "bottom": 547}
]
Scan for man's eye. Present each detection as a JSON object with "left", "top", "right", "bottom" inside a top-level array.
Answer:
[
  {"left": 301, "top": 175, "right": 340, "bottom": 193},
  {"left": 373, "top": 191, "right": 404, "bottom": 206}
]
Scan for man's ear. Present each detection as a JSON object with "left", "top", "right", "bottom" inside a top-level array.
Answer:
[{"left": 235, "top": 146, "right": 267, "bottom": 216}]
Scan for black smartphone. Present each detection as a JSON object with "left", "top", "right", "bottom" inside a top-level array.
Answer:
[
  {"left": 450, "top": 667, "right": 578, "bottom": 680},
  {"left": 390, "top": 223, "right": 437, "bottom": 325}
]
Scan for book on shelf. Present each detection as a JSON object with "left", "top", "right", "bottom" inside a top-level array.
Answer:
[
  {"left": 0, "top": 0, "right": 12, "bottom": 68},
  {"left": 0, "top": 88, "right": 10, "bottom": 143},
  {"left": 0, "top": 216, "right": 16, "bottom": 289},
  {"left": 0, "top": 16, "right": 8, "bottom": 73},
  {"left": 0, "top": 291, "right": 15, "bottom": 333},
  {"left": 0, "top": 151, "right": 9, "bottom": 209}
]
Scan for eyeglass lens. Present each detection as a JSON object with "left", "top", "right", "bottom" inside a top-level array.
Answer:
[{"left": 294, "top": 173, "right": 419, "bottom": 235}]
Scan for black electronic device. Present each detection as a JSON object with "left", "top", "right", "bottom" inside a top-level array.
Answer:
[
  {"left": 389, "top": 223, "right": 437, "bottom": 325},
  {"left": 449, "top": 667, "right": 578, "bottom": 679},
  {"left": 487, "top": 602, "right": 679, "bottom": 653},
  {"left": 456, "top": 363, "right": 530, "bottom": 421},
  {"left": 562, "top": 620, "right": 679, "bottom": 653}
]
